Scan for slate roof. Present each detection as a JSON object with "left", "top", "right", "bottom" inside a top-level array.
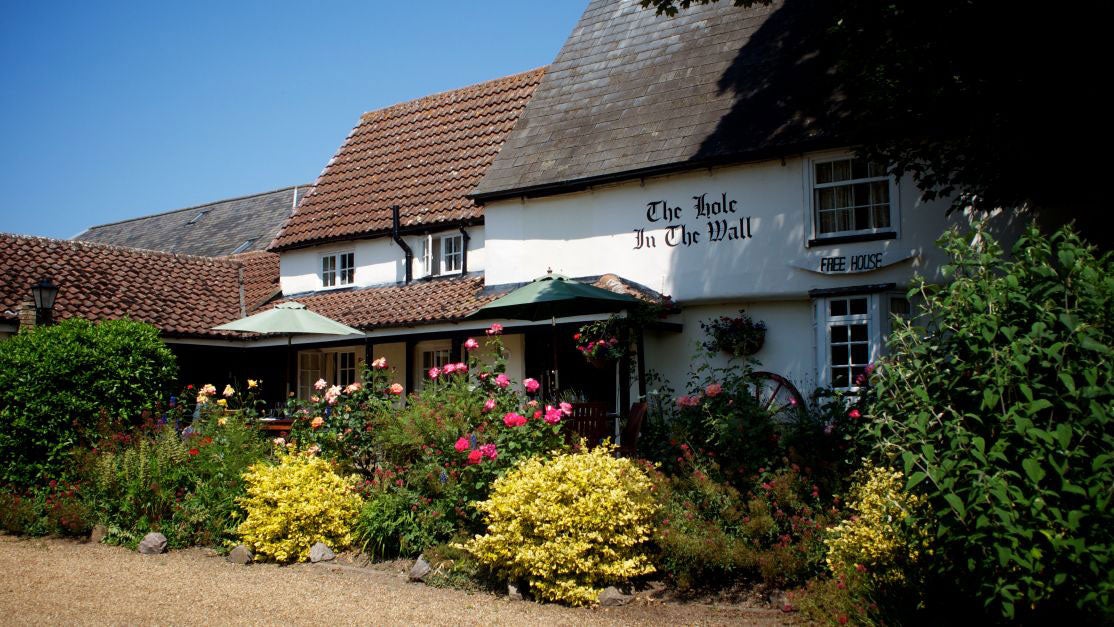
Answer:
[
  {"left": 473, "top": 0, "right": 838, "bottom": 200},
  {"left": 75, "top": 185, "right": 306, "bottom": 257},
  {"left": 0, "top": 233, "right": 249, "bottom": 337},
  {"left": 270, "top": 69, "right": 545, "bottom": 251}
]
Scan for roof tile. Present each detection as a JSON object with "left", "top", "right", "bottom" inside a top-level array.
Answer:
[{"left": 270, "top": 69, "right": 545, "bottom": 251}]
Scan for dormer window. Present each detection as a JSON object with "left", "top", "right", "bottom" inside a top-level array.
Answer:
[
  {"left": 422, "top": 233, "right": 464, "bottom": 277},
  {"left": 321, "top": 251, "right": 354, "bottom": 288}
]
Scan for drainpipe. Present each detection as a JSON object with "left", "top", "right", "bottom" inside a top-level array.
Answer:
[
  {"left": 458, "top": 226, "right": 471, "bottom": 274},
  {"left": 391, "top": 205, "right": 413, "bottom": 284}
]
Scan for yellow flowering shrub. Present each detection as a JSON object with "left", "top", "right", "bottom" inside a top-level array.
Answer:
[
  {"left": 461, "top": 445, "right": 658, "bottom": 606},
  {"left": 237, "top": 452, "right": 363, "bottom": 563},
  {"left": 825, "top": 463, "right": 929, "bottom": 586}
]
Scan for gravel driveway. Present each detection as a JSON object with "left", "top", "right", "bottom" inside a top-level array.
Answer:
[{"left": 0, "top": 534, "right": 789, "bottom": 626}]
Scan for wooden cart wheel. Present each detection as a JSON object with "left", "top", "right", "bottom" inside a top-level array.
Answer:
[{"left": 748, "top": 371, "right": 806, "bottom": 423}]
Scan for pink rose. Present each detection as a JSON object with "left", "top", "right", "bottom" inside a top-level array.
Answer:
[
  {"left": 428, "top": 367, "right": 441, "bottom": 380},
  {"left": 486, "top": 323, "right": 504, "bottom": 336},
  {"left": 314, "top": 378, "right": 328, "bottom": 391},
  {"left": 479, "top": 443, "right": 497, "bottom": 459},
  {"left": 467, "top": 449, "right": 484, "bottom": 465},
  {"left": 443, "top": 363, "right": 457, "bottom": 375},
  {"left": 559, "top": 401, "right": 573, "bottom": 416},
  {"left": 344, "top": 382, "right": 362, "bottom": 394},
  {"left": 848, "top": 408, "right": 862, "bottom": 419},
  {"left": 503, "top": 412, "right": 526, "bottom": 427},
  {"left": 544, "top": 405, "right": 563, "bottom": 424},
  {"left": 483, "top": 398, "right": 497, "bottom": 413},
  {"left": 371, "top": 357, "right": 387, "bottom": 369},
  {"left": 705, "top": 382, "right": 723, "bottom": 397},
  {"left": 494, "top": 373, "right": 510, "bottom": 388},
  {"left": 464, "top": 338, "right": 479, "bottom": 350},
  {"left": 454, "top": 362, "right": 467, "bottom": 373},
  {"left": 387, "top": 383, "right": 404, "bottom": 395},
  {"left": 523, "top": 378, "right": 540, "bottom": 394},
  {"left": 526, "top": 400, "right": 538, "bottom": 408},
  {"left": 455, "top": 436, "right": 471, "bottom": 452}
]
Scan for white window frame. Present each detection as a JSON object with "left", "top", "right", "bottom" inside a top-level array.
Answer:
[
  {"left": 421, "top": 233, "right": 464, "bottom": 277},
  {"left": 806, "top": 152, "right": 899, "bottom": 243},
  {"left": 320, "top": 251, "right": 355, "bottom": 289},
  {"left": 814, "top": 292, "right": 915, "bottom": 390},
  {"left": 414, "top": 339, "right": 452, "bottom": 388},
  {"left": 814, "top": 294, "right": 881, "bottom": 391},
  {"left": 296, "top": 346, "right": 364, "bottom": 399}
]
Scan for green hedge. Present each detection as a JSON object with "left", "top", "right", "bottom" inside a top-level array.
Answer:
[{"left": 0, "top": 319, "right": 177, "bottom": 486}]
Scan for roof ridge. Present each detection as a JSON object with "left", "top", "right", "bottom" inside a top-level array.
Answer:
[
  {"left": 79, "top": 184, "right": 312, "bottom": 232},
  {"left": 0, "top": 232, "right": 245, "bottom": 267},
  {"left": 358, "top": 67, "right": 546, "bottom": 122}
]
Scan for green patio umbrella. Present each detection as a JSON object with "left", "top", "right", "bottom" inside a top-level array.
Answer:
[
  {"left": 213, "top": 302, "right": 363, "bottom": 397},
  {"left": 468, "top": 274, "right": 642, "bottom": 397},
  {"left": 468, "top": 273, "right": 641, "bottom": 322}
]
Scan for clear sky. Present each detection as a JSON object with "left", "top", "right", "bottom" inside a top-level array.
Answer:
[{"left": 0, "top": 1, "right": 586, "bottom": 239}]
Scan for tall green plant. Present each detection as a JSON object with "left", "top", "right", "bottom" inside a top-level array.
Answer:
[
  {"left": 864, "top": 224, "right": 1113, "bottom": 620},
  {"left": 0, "top": 319, "right": 177, "bottom": 486}
]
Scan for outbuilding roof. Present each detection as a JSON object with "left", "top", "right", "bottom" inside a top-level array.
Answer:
[
  {"left": 75, "top": 185, "right": 305, "bottom": 257},
  {"left": 270, "top": 68, "right": 545, "bottom": 251},
  {"left": 472, "top": 0, "right": 837, "bottom": 200},
  {"left": 0, "top": 233, "right": 250, "bottom": 338}
]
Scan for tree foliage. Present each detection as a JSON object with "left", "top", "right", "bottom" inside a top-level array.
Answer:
[
  {"left": 0, "top": 319, "right": 177, "bottom": 486},
  {"left": 641, "top": 0, "right": 1105, "bottom": 239},
  {"left": 864, "top": 224, "right": 1114, "bottom": 620}
]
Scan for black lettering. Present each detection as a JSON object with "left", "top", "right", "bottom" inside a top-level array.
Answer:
[{"left": 645, "top": 201, "right": 666, "bottom": 223}]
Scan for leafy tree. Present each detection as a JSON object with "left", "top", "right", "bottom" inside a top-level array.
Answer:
[
  {"left": 863, "top": 224, "right": 1113, "bottom": 621},
  {"left": 0, "top": 319, "right": 177, "bottom": 486},
  {"left": 640, "top": 0, "right": 1106, "bottom": 242}
]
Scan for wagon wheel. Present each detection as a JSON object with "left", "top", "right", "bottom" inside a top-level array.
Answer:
[{"left": 748, "top": 371, "right": 806, "bottom": 423}]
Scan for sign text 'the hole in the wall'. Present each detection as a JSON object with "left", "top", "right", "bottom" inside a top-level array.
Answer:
[{"left": 633, "top": 193, "right": 754, "bottom": 250}]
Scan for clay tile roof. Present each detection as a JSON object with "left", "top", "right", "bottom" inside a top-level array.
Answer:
[
  {"left": 473, "top": 0, "right": 838, "bottom": 200},
  {"left": 76, "top": 185, "right": 306, "bottom": 257},
  {"left": 230, "top": 250, "right": 281, "bottom": 312},
  {"left": 272, "top": 275, "right": 504, "bottom": 330},
  {"left": 270, "top": 68, "right": 546, "bottom": 251},
  {"left": 0, "top": 233, "right": 250, "bottom": 338}
]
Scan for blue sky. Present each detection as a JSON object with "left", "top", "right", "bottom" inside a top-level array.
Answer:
[{"left": 0, "top": 1, "right": 586, "bottom": 239}]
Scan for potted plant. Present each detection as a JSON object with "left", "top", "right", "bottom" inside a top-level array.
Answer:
[
  {"left": 701, "top": 310, "right": 766, "bottom": 356},
  {"left": 574, "top": 319, "right": 626, "bottom": 368}
]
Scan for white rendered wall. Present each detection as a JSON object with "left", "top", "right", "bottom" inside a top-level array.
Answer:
[
  {"left": 279, "top": 226, "right": 485, "bottom": 295},
  {"left": 484, "top": 151, "right": 980, "bottom": 301}
]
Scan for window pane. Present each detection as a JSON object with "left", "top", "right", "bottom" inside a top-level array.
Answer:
[
  {"left": 831, "top": 367, "right": 849, "bottom": 388},
  {"left": 831, "top": 344, "right": 849, "bottom": 366},
  {"left": 851, "top": 366, "right": 867, "bottom": 382},
  {"left": 830, "top": 159, "right": 851, "bottom": 183},
  {"left": 851, "top": 343, "right": 869, "bottom": 364},
  {"left": 815, "top": 161, "right": 833, "bottom": 184},
  {"left": 831, "top": 324, "right": 848, "bottom": 343},
  {"left": 830, "top": 299, "right": 847, "bottom": 317},
  {"left": 849, "top": 298, "right": 868, "bottom": 315},
  {"left": 850, "top": 324, "right": 868, "bottom": 341}
]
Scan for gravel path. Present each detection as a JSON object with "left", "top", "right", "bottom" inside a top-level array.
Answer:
[{"left": 0, "top": 534, "right": 789, "bottom": 626}]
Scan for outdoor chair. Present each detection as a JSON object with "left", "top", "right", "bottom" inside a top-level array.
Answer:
[
  {"left": 617, "top": 401, "right": 647, "bottom": 457},
  {"left": 567, "top": 402, "right": 613, "bottom": 446}
]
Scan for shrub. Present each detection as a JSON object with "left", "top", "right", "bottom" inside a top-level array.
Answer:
[
  {"left": 353, "top": 488, "right": 452, "bottom": 559},
  {"left": 86, "top": 425, "right": 195, "bottom": 546},
  {"left": 651, "top": 455, "right": 833, "bottom": 589},
  {"left": 0, "top": 479, "right": 92, "bottom": 537},
  {"left": 0, "top": 319, "right": 177, "bottom": 486},
  {"left": 237, "top": 451, "right": 363, "bottom": 563},
  {"left": 461, "top": 446, "right": 658, "bottom": 606},
  {"left": 864, "top": 224, "right": 1114, "bottom": 620},
  {"left": 825, "top": 463, "right": 929, "bottom": 589}
]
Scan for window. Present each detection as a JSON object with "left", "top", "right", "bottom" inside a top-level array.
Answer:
[
  {"left": 812, "top": 156, "right": 894, "bottom": 238},
  {"left": 422, "top": 234, "right": 464, "bottom": 277},
  {"left": 296, "top": 349, "right": 359, "bottom": 399},
  {"left": 231, "top": 238, "right": 257, "bottom": 254},
  {"left": 816, "top": 292, "right": 913, "bottom": 389},
  {"left": 414, "top": 340, "right": 451, "bottom": 388},
  {"left": 824, "top": 296, "right": 873, "bottom": 389},
  {"left": 187, "top": 210, "right": 211, "bottom": 225},
  {"left": 321, "top": 252, "right": 354, "bottom": 288}
]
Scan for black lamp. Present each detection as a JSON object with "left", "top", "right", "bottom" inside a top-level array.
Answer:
[{"left": 30, "top": 278, "right": 59, "bottom": 326}]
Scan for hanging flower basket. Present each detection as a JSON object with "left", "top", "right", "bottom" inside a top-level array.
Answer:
[{"left": 701, "top": 311, "right": 767, "bottom": 357}]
